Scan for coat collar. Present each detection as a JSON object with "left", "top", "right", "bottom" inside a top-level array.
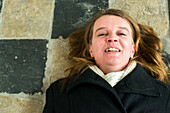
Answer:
[
  {"left": 66, "top": 64, "right": 161, "bottom": 97},
  {"left": 114, "top": 64, "right": 161, "bottom": 96}
]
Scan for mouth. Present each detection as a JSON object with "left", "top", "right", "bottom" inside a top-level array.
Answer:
[{"left": 105, "top": 48, "right": 121, "bottom": 52}]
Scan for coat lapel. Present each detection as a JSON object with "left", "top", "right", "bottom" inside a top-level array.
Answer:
[
  {"left": 114, "top": 64, "right": 161, "bottom": 97},
  {"left": 66, "top": 68, "right": 127, "bottom": 113}
]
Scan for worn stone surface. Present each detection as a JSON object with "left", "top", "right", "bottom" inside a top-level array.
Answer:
[
  {"left": 0, "top": 0, "right": 53, "bottom": 38},
  {"left": 163, "top": 0, "right": 170, "bottom": 53},
  {"left": 162, "top": 35, "right": 170, "bottom": 53},
  {"left": 43, "top": 37, "right": 72, "bottom": 92},
  {"left": 0, "top": 93, "right": 43, "bottom": 113},
  {"left": 0, "top": 40, "right": 48, "bottom": 94},
  {"left": 110, "top": 0, "right": 169, "bottom": 37},
  {"left": 0, "top": 0, "right": 169, "bottom": 112}
]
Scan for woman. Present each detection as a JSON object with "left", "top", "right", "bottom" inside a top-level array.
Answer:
[{"left": 43, "top": 9, "right": 170, "bottom": 113}]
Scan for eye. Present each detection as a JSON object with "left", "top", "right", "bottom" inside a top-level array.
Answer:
[
  {"left": 97, "top": 33, "right": 108, "bottom": 37},
  {"left": 118, "top": 33, "right": 126, "bottom": 36}
]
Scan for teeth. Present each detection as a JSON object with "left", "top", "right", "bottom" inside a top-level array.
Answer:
[{"left": 105, "top": 48, "right": 120, "bottom": 52}]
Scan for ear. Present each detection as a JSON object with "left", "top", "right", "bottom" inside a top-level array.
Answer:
[
  {"left": 131, "top": 45, "right": 135, "bottom": 58},
  {"left": 89, "top": 45, "right": 93, "bottom": 57}
]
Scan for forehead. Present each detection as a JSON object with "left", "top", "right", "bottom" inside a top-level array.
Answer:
[{"left": 93, "top": 15, "right": 132, "bottom": 32}]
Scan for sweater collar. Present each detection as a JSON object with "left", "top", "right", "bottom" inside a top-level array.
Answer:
[
  {"left": 66, "top": 64, "right": 161, "bottom": 96},
  {"left": 89, "top": 61, "right": 137, "bottom": 87}
]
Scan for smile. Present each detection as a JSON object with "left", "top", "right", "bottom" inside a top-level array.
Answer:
[{"left": 105, "top": 48, "right": 121, "bottom": 52}]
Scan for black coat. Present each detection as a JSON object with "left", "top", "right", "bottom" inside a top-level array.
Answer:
[{"left": 43, "top": 64, "right": 170, "bottom": 113}]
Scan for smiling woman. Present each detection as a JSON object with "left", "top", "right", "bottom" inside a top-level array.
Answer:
[
  {"left": 89, "top": 15, "right": 135, "bottom": 73},
  {"left": 43, "top": 9, "right": 170, "bottom": 113}
]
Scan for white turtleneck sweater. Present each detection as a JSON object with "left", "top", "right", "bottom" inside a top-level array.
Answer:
[{"left": 89, "top": 61, "right": 137, "bottom": 87}]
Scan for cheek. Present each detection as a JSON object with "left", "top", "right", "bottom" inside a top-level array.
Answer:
[
  {"left": 90, "top": 37, "right": 107, "bottom": 57},
  {"left": 90, "top": 43, "right": 103, "bottom": 57},
  {"left": 89, "top": 43, "right": 99, "bottom": 57},
  {"left": 121, "top": 40, "right": 134, "bottom": 53},
  {"left": 90, "top": 45, "right": 98, "bottom": 57},
  {"left": 120, "top": 40, "right": 130, "bottom": 48}
]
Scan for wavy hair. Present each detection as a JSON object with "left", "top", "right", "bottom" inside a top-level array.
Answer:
[{"left": 63, "top": 9, "right": 169, "bottom": 86}]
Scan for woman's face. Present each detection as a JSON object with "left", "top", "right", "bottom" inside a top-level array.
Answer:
[{"left": 89, "top": 15, "right": 135, "bottom": 73}]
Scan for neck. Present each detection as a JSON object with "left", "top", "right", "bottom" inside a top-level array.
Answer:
[{"left": 98, "top": 63, "right": 128, "bottom": 74}]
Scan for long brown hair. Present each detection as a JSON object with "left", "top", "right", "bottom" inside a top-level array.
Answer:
[
  {"left": 134, "top": 23, "right": 169, "bottom": 83},
  {"left": 63, "top": 9, "right": 169, "bottom": 86}
]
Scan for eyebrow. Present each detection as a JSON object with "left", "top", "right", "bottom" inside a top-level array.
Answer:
[
  {"left": 118, "top": 27, "right": 130, "bottom": 32},
  {"left": 95, "top": 27, "right": 106, "bottom": 34},
  {"left": 95, "top": 26, "right": 130, "bottom": 34}
]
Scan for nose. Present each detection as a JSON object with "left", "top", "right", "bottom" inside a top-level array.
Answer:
[
  {"left": 106, "top": 34, "right": 118, "bottom": 43},
  {"left": 107, "top": 39, "right": 118, "bottom": 42}
]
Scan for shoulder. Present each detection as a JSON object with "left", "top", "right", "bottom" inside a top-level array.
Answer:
[
  {"left": 154, "top": 80, "right": 170, "bottom": 112},
  {"left": 45, "top": 78, "right": 69, "bottom": 99},
  {"left": 155, "top": 79, "right": 170, "bottom": 94},
  {"left": 120, "top": 64, "right": 170, "bottom": 97},
  {"left": 47, "top": 78, "right": 65, "bottom": 93},
  {"left": 45, "top": 78, "right": 70, "bottom": 105},
  {"left": 44, "top": 78, "right": 73, "bottom": 112},
  {"left": 50, "top": 78, "right": 64, "bottom": 87}
]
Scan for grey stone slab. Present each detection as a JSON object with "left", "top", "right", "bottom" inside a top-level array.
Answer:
[
  {"left": 0, "top": 0, "right": 2, "bottom": 12},
  {"left": 52, "top": 0, "right": 108, "bottom": 39},
  {"left": 168, "top": 0, "right": 170, "bottom": 20},
  {"left": 0, "top": 40, "right": 48, "bottom": 94},
  {"left": 162, "top": 50, "right": 170, "bottom": 85},
  {"left": 163, "top": 50, "right": 170, "bottom": 69}
]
